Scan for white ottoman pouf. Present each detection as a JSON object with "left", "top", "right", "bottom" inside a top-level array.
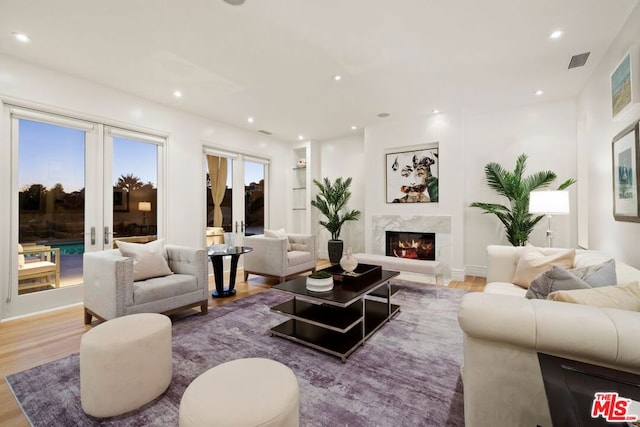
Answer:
[
  {"left": 80, "top": 313, "right": 172, "bottom": 417},
  {"left": 179, "top": 358, "right": 299, "bottom": 427}
]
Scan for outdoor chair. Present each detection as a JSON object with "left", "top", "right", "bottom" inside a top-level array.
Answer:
[{"left": 18, "top": 244, "right": 61, "bottom": 290}]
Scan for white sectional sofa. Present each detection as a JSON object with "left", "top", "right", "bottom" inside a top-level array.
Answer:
[{"left": 457, "top": 245, "right": 640, "bottom": 427}]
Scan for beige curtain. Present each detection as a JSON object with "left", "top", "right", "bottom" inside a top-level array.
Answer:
[{"left": 207, "top": 155, "right": 228, "bottom": 227}]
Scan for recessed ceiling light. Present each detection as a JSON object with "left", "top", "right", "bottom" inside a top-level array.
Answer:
[
  {"left": 298, "top": 135, "right": 304, "bottom": 140},
  {"left": 247, "top": 117, "right": 254, "bottom": 123},
  {"left": 223, "top": 0, "right": 245, "bottom": 5},
  {"left": 549, "top": 30, "right": 564, "bottom": 39},
  {"left": 377, "top": 113, "right": 390, "bottom": 118},
  {"left": 351, "top": 125, "right": 358, "bottom": 130},
  {"left": 535, "top": 90, "right": 544, "bottom": 96},
  {"left": 333, "top": 75, "right": 342, "bottom": 81},
  {"left": 12, "top": 32, "right": 31, "bottom": 43},
  {"left": 432, "top": 109, "right": 440, "bottom": 114},
  {"left": 173, "top": 90, "right": 182, "bottom": 98}
]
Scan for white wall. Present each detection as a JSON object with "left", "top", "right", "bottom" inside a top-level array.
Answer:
[
  {"left": 364, "top": 113, "right": 466, "bottom": 278},
  {"left": 350, "top": 100, "right": 577, "bottom": 278},
  {"left": 0, "top": 55, "right": 292, "bottom": 317},
  {"left": 464, "top": 100, "right": 578, "bottom": 271},
  {"left": 577, "top": 1, "right": 640, "bottom": 267},
  {"left": 315, "top": 135, "right": 366, "bottom": 258}
]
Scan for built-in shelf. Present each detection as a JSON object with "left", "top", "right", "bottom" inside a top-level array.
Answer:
[{"left": 291, "top": 144, "right": 311, "bottom": 233}]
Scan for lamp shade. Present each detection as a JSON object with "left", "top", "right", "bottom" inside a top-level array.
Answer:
[
  {"left": 138, "top": 201, "right": 152, "bottom": 212},
  {"left": 529, "top": 191, "right": 569, "bottom": 215}
]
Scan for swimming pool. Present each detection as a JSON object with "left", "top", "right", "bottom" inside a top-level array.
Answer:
[{"left": 51, "top": 242, "right": 85, "bottom": 255}]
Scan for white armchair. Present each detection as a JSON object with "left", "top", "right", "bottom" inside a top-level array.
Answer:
[
  {"left": 243, "top": 233, "right": 317, "bottom": 283},
  {"left": 83, "top": 244, "right": 208, "bottom": 324}
]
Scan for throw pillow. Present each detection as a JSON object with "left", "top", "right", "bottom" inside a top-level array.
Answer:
[
  {"left": 264, "top": 228, "right": 292, "bottom": 251},
  {"left": 547, "top": 282, "right": 640, "bottom": 311},
  {"left": 525, "top": 266, "right": 591, "bottom": 299},
  {"left": 512, "top": 244, "right": 575, "bottom": 288},
  {"left": 525, "top": 259, "right": 617, "bottom": 299},
  {"left": 116, "top": 238, "right": 173, "bottom": 281},
  {"left": 568, "top": 259, "right": 617, "bottom": 288}
]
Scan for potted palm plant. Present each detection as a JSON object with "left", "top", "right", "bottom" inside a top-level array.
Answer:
[
  {"left": 311, "top": 177, "right": 361, "bottom": 264},
  {"left": 470, "top": 153, "right": 576, "bottom": 246}
]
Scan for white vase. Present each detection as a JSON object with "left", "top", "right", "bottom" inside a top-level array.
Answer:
[{"left": 340, "top": 247, "right": 358, "bottom": 273}]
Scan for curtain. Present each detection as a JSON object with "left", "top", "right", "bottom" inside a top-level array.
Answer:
[{"left": 207, "top": 155, "right": 228, "bottom": 227}]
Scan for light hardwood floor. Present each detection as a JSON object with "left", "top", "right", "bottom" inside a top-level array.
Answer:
[{"left": 0, "top": 261, "right": 485, "bottom": 426}]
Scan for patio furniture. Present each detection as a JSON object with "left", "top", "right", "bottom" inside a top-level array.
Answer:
[{"left": 18, "top": 244, "right": 60, "bottom": 290}]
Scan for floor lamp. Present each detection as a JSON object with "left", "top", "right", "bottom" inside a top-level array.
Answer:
[
  {"left": 529, "top": 190, "right": 569, "bottom": 247},
  {"left": 138, "top": 201, "right": 152, "bottom": 225}
]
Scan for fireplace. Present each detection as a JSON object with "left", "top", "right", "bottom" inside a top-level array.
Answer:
[{"left": 385, "top": 231, "right": 436, "bottom": 261}]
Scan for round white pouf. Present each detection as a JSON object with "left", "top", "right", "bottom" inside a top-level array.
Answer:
[
  {"left": 179, "top": 358, "right": 299, "bottom": 427},
  {"left": 80, "top": 313, "right": 172, "bottom": 418}
]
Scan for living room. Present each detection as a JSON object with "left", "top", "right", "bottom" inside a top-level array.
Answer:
[
  {"left": 3, "top": 1, "right": 640, "bottom": 316},
  {"left": 2, "top": 0, "right": 640, "bottom": 424}
]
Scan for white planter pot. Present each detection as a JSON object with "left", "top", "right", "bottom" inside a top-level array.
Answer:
[{"left": 305, "top": 277, "right": 334, "bottom": 292}]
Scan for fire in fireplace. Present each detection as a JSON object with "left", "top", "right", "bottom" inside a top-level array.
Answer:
[{"left": 385, "top": 231, "right": 436, "bottom": 261}]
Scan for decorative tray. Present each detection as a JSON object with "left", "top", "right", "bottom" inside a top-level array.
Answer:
[{"left": 321, "top": 263, "right": 382, "bottom": 284}]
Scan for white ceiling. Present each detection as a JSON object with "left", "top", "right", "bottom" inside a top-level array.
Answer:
[{"left": 0, "top": 0, "right": 638, "bottom": 142}]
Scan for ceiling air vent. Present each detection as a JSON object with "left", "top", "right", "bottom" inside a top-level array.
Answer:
[
  {"left": 568, "top": 52, "right": 590, "bottom": 69},
  {"left": 258, "top": 129, "right": 272, "bottom": 135}
]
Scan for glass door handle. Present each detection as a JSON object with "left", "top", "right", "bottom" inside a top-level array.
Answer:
[
  {"left": 90, "top": 226, "right": 96, "bottom": 245},
  {"left": 104, "top": 226, "right": 110, "bottom": 245}
]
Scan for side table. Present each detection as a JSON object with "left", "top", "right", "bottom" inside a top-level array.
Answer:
[{"left": 207, "top": 246, "right": 253, "bottom": 298}]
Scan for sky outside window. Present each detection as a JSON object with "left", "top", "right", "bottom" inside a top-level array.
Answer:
[{"left": 19, "top": 120, "right": 158, "bottom": 191}]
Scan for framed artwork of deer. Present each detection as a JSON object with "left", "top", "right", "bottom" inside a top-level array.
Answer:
[{"left": 385, "top": 143, "right": 439, "bottom": 203}]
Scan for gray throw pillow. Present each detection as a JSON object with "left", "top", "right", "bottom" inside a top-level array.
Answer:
[
  {"left": 526, "top": 266, "right": 591, "bottom": 299},
  {"left": 569, "top": 259, "right": 617, "bottom": 288},
  {"left": 526, "top": 259, "right": 617, "bottom": 299}
]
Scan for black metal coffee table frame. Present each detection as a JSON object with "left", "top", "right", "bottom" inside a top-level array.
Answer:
[{"left": 270, "top": 267, "right": 400, "bottom": 362}]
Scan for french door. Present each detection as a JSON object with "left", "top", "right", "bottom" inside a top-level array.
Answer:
[
  {"left": 4, "top": 107, "right": 164, "bottom": 318},
  {"left": 205, "top": 149, "right": 268, "bottom": 246}
]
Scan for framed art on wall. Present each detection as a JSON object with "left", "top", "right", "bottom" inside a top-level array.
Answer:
[
  {"left": 612, "top": 120, "right": 640, "bottom": 222},
  {"left": 611, "top": 45, "right": 640, "bottom": 121},
  {"left": 385, "top": 143, "right": 439, "bottom": 203}
]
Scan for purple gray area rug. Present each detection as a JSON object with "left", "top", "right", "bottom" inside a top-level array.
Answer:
[{"left": 6, "top": 282, "right": 467, "bottom": 426}]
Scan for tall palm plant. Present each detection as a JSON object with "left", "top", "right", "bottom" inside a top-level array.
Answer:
[
  {"left": 470, "top": 153, "right": 576, "bottom": 246},
  {"left": 311, "top": 177, "right": 361, "bottom": 241}
]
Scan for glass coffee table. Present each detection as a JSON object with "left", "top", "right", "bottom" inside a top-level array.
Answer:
[{"left": 270, "top": 264, "right": 400, "bottom": 362}]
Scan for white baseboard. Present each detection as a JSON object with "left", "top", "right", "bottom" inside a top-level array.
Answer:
[
  {"left": 465, "top": 265, "right": 487, "bottom": 277},
  {"left": 450, "top": 268, "right": 466, "bottom": 282}
]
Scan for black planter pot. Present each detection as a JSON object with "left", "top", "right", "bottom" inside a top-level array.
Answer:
[{"left": 327, "top": 240, "right": 344, "bottom": 265}]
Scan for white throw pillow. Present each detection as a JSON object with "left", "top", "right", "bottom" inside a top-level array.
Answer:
[
  {"left": 512, "top": 244, "right": 575, "bottom": 288},
  {"left": 547, "top": 281, "right": 640, "bottom": 311},
  {"left": 116, "top": 238, "right": 173, "bottom": 281},
  {"left": 264, "top": 228, "right": 292, "bottom": 251}
]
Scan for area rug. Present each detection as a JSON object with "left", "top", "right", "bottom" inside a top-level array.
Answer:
[{"left": 6, "top": 282, "right": 467, "bottom": 426}]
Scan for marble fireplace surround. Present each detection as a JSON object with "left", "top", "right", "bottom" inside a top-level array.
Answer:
[{"left": 370, "top": 215, "right": 452, "bottom": 271}]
